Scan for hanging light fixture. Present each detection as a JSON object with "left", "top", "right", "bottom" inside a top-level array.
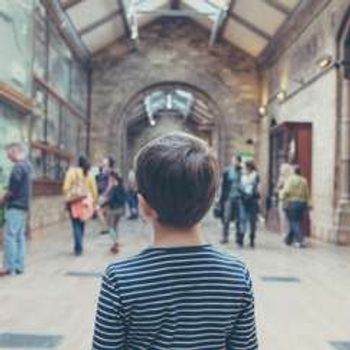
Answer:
[
  {"left": 317, "top": 55, "right": 333, "bottom": 69},
  {"left": 258, "top": 105, "right": 267, "bottom": 116},
  {"left": 277, "top": 90, "right": 286, "bottom": 103}
]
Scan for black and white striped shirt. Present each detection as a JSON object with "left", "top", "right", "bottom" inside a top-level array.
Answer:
[{"left": 92, "top": 245, "right": 258, "bottom": 350}]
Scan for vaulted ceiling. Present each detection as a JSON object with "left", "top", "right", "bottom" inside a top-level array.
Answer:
[{"left": 60, "top": 0, "right": 301, "bottom": 57}]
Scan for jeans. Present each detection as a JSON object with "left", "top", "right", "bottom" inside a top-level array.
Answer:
[
  {"left": 239, "top": 199, "right": 259, "bottom": 243},
  {"left": 286, "top": 201, "right": 307, "bottom": 244},
  {"left": 127, "top": 190, "right": 139, "bottom": 217},
  {"left": 222, "top": 199, "right": 241, "bottom": 241},
  {"left": 3, "top": 208, "right": 27, "bottom": 274},
  {"left": 71, "top": 218, "right": 85, "bottom": 255}
]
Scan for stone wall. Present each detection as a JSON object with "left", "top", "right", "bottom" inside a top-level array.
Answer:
[
  {"left": 258, "top": 0, "right": 350, "bottom": 242},
  {"left": 90, "top": 18, "right": 260, "bottom": 171},
  {"left": 30, "top": 196, "right": 68, "bottom": 233}
]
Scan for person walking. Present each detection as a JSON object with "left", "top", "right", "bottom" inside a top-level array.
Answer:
[
  {"left": 0, "top": 143, "right": 32, "bottom": 277},
  {"left": 219, "top": 155, "right": 242, "bottom": 244},
  {"left": 281, "top": 166, "right": 311, "bottom": 248},
  {"left": 63, "top": 156, "right": 98, "bottom": 256},
  {"left": 239, "top": 161, "right": 260, "bottom": 248},
  {"left": 276, "top": 162, "right": 294, "bottom": 239},
  {"left": 99, "top": 171, "right": 126, "bottom": 254}
]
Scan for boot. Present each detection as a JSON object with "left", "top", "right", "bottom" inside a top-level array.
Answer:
[{"left": 110, "top": 243, "right": 119, "bottom": 254}]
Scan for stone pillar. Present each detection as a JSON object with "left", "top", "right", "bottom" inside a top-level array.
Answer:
[
  {"left": 334, "top": 77, "right": 350, "bottom": 244},
  {"left": 257, "top": 115, "right": 270, "bottom": 216}
]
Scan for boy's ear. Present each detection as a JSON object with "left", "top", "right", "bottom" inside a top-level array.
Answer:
[{"left": 138, "top": 194, "right": 158, "bottom": 221}]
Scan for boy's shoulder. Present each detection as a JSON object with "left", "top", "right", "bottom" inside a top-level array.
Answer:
[{"left": 105, "top": 246, "right": 249, "bottom": 282}]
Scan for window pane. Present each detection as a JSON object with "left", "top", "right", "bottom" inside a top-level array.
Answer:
[
  {"left": 33, "top": 3, "right": 47, "bottom": 79},
  {"left": 31, "top": 83, "right": 47, "bottom": 142},
  {"left": 0, "top": 0, "right": 34, "bottom": 95},
  {"left": 47, "top": 95, "right": 60, "bottom": 146},
  {"left": 48, "top": 23, "right": 71, "bottom": 98},
  {"left": 70, "top": 60, "right": 87, "bottom": 112}
]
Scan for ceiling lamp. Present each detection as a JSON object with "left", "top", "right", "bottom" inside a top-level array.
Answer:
[
  {"left": 277, "top": 90, "right": 286, "bottom": 103},
  {"left": 317, "top": 55, "right": 333, "bottom": 69},
  {"left": 258, "top": 105, "right": 267, "bottom": 116}
]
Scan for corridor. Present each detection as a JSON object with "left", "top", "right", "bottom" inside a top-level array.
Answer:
[{"left": 1, "top": 216, "right": 349, "bottom": 350}]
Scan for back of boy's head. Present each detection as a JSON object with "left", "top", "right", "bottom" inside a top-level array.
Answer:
[{"left": 135, "top": 132, "right": 219, "bottom": 228}]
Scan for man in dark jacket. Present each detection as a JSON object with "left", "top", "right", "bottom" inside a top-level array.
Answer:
[
  {"left": 220, "top": 155, "right": 242, "bottom": 244},
  {"left": 0, "top": 143, "right": 32, "bottom": 277}
]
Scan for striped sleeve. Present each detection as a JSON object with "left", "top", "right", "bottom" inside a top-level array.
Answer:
[
  {"left": 92, "top": 269, "right": 125, "bottom": 350},
  {"left": 226, "top": 269, "right": 258, "bottom": 350}
]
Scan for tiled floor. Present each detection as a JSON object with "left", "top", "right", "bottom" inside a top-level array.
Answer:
[{"left": 1, "top": 216, "right": 350, "bottom": 350}]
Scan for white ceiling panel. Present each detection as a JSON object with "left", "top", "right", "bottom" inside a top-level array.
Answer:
[
  {"left": 234, "top": 0, "right": 286, "bottom": 35},
  {"left": 68, "top": 0, "right": 119, "bottom": 31},
  {"left": 82, "top": 17, "right": 125, "bottom": 52},
  {"left": 137, "top": 0, "right": 169, "bottom": 11},
  {"left": 223, "top": 17, "right": 268, "bottom": 56},
  {"left": 278, "top": 0, "right": 300, "bottom": 10}
]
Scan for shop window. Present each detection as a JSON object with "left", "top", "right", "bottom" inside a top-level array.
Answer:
[{"left": 0, "top": 0, "right": 34, "bottom": 96}]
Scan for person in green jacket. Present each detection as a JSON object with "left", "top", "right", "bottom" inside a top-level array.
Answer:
[{"left": 281, "top": 165, "right": 311, "bottom": 248}]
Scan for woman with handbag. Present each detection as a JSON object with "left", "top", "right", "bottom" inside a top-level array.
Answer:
[{"left": 63, "top": 156, "right": 98, "bottom": 256}]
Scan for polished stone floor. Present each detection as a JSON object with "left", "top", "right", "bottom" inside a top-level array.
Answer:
[{"left": 0, "top": 216, "right": 350, "bottom": 350}]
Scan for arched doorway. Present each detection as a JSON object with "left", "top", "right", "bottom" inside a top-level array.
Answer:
[{"left": 118, "top": 83, "right": 227, "bottom": 175}]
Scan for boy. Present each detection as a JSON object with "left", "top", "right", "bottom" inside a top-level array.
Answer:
[{"left": 92, "top": 132, "right": 258, "bottom": 349}]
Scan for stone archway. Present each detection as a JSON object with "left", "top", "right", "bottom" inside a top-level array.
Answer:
[{"left": 117, "top": 82, "right": 227, "bottom": 176}]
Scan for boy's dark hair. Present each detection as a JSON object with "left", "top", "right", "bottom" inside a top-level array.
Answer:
[{"left": 135, "top": 132, "right": 219, "bottom": 228}]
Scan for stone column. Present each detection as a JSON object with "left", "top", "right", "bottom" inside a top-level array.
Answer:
[
  {"left": 338, "top": 79, "right": 350, "bottom": 202},
  {"left": 334, "top": 76, "right": 350, "bottom": 244}
]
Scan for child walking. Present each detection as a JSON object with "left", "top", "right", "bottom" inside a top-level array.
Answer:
[
  {"left": 92, "top": 132, "right": 258, "bottom": 350},
  {"left": 100, "top": 171, "right": 126, "bottom": 254}
]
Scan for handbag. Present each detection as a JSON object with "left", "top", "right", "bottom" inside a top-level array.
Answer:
[
  {"left": 65, "top": 168, "right": 88, "bottom": 205},
  {"left": 71, "top": 194, "right": 94, "bottom": 222}
]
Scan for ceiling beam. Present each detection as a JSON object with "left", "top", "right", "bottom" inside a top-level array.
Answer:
[
  {"left": 216, "top": 0, "right": 236, "bottom": 41},
  {"left": 209, "top": 7, "right": 228, "bottom": 48},
  {"left": 230, "top": 12, "right": 272, "bottom": 41},
  {"left": 61, "top": 0, "right": 83, "bottom": 10},
  {"left": 79, "top": 9, "right": 122, "bottom": 36},
  {"left": 117, "top": 0, "right": 131, "bottom": 37},
  {"left": 262, "top": 0, "right": 290, "bottom": 16},
  {"left": 136, "top": 9, "right": 217, "bottom": 18}
]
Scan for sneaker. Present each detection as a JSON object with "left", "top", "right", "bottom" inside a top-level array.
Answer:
[
  {"left": 220, "top": 238, "right": 229, "bottom": 245},
  {"left": 0, "top": 269, "right": 10, "bottom": 277},
  {"left": 110, "top": 243, "right": 119, "bottom": 254},
  {"left": 293, "top": 242, "right": 306, "bottom": 248}
]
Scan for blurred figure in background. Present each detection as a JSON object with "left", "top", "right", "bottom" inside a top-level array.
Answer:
[
  {"left": 63, "top": 156, "right": 98, "bottom": 256},
  {"left": 96, "top": 156, "right": 115, "bottom": 234},
  {"left": 126, "top": 169, "right": 139, "bottom": 220},
  {"left": 0, "top": 143, "right": 32, "bottom": 277},
  {"left": 276, "top": 162, "right": 294, "bottom": 240},
  {"left": 99, "top": 171, "right": 126, "bottom": 254},
  {"left": 239, "top": 161, "right": 260, "bottom": 248},
  {"left": 219, "top": 155, "right": 242, "bottom": 244},
  {"left": 281, "top": 165, "right": 311, "bottom": 248}
]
